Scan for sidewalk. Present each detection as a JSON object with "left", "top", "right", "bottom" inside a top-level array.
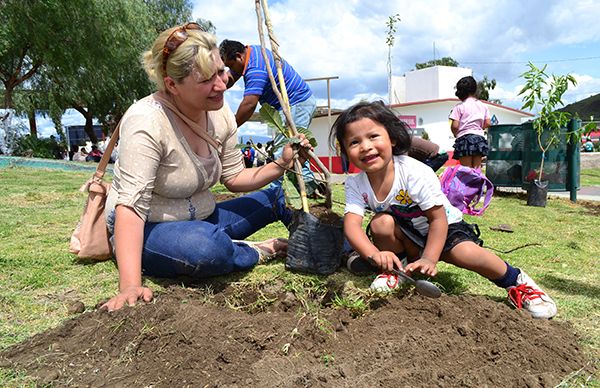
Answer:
[
  {"left": 496, "top": 185, "right": 600, "bottom": 202},
  {"left": 327, "top": 173, "right": 600, "bottom": 202}
]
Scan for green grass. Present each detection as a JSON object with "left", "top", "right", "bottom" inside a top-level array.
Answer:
[
  {"left": 1, "top": 166, "right": 599, "bottom": 385},
  {"left": 581, "top": 168, "right": 600, "bottom": 186}
]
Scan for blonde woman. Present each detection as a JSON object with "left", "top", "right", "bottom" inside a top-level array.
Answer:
[{"left": 103, "top": 23, "right": 309, "bottom": 311}]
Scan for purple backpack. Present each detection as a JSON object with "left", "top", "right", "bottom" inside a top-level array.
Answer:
[{"left": 439, "top": 165, "right": 494, "bottom": 216}]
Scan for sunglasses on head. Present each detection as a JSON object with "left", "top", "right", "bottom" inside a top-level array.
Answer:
[{"left": 162, "top": 22, "right": 205, "bottom": 76}]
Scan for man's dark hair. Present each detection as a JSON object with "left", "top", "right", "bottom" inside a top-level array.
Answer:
[{"left": 219, "top": 39, "right": 245, "bottom": 61}]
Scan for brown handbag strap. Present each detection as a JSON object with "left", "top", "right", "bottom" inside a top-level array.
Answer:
[
  {"left": 93, "top": 121, "right": 121, "bottom": 181},
  {"left": 153, "top": 93, "right": 221, "bottom": 152}
]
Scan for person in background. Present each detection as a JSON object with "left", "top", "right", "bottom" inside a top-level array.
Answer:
[
  {"left": 219, "top": 39, "right": 315, "bottom": 129},
  {"left": 241, "top": 141, "right": 255, "bottom": 168},
  {"left": 86, "top": 145, "right": 103, "bottom": 162},
  {"left": 72, "top": 146, "right": 87, "bottom": 162},
  {"left": 255, "top": 142, "right": 266, "bottom": 167},
  {"left": 102, "top": 22, "right": 312, "bottom": 312},
  {"left": 265, "top": 140, "right": 275, "bottom": 163},
  {"left": 219, "top": 39, "right": 319, "bottom": 193},
  {"left": 449, "top": 76, "right": 490, "bottom": 169},
  {"left": 582, "top": 137, "right": 594, "bottom": 152},
  {"left": 409, "top": 136, "right": 448, "bottom": 172},
  {"left": 330, "top": 101, "right": 557, "bottom": 319}
]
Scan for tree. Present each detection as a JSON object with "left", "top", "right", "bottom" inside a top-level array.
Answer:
[
  {"left": 385, "top": 14, "right": 401, "bottom": 104},
  {"left": 144, "top": 0, "right": 193, "bottom": 33},
  {"left": 34, "top": 0, "right": 156, "bottom": 143},
  {"left": 1, "top": 0, "right": 194, "bottom": 143},
  {"left": 415, "top": 57, "right": 459, "bottom": 69},
  {"left": 0, "top": 1, "right": 49, "bottom": 109},
  {"left": 413, "top": 56, "right": 501, "bottom": 104},
  {"left": 143, "top": 0, "right": 215, "bottom": 33},
  {"left": 477, "top": 76, "right": 502, "bottom": 104},
  {"left": 519, "top": 63, "right": 576, "bottom": 183}
]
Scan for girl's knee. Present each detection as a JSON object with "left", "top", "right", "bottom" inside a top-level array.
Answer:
[{"left": 370, "top": 213, "right": 395, "bottom": 236}]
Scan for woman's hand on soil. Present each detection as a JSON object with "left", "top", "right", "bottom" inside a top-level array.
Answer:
[
  {"left": 404, "top": 258, "right": 438, "bottom": 277},
  {"left": 369, "top": 251, "right": 404, "bottom": 273},
  {"left": 101, "top": 286, "right": 153, "bottom": 312}
]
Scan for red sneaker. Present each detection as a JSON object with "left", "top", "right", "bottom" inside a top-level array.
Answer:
[
  {"left": 370, "top": 273, "right": 401, "bottom": 292},
  {"left": 507, "top": 272, "right": 557, "bottom": 319}
]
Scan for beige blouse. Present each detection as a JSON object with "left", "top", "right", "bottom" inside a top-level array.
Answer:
[{"left": 105, "top": 93, "right": 244, "bottom": 223}]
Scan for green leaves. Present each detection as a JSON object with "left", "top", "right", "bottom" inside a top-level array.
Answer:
[
  {"left": 258, "top": 103, "right": 318, "bottom": 149},
  {"left": 259, "top": 104, "right": 287, "bottom": 135},
  {"left": 282, "top": 174, "right": 302, "bottom": 210},
  {"left": 385, "top": 14, "right": 401, "bottom": 47},
  {"left": 519, "top": 62, "right": 577, "bottom": 148},
  {"left": 257, "top": 103, "right": 320, "bottom": 208},
  {"left": 518, "top": 62, "right": 580, "bottom": 182},
  {"left": 1, "top": 0, "right": 195, "bottom": 138}
]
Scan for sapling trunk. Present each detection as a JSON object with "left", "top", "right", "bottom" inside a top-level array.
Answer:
[
  {"left": 255, "top": 0, "right": 333, "bottom": 212},
  {"left": 537, "top": 131, "right": 545, "bottom": 183},
  {"left": 255, "top": 0, "right": 308, "bottom": 212}
]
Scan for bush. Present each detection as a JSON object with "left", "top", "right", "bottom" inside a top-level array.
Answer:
[{"left": 12, "top": 134, "right": 64, "bottom": 159}]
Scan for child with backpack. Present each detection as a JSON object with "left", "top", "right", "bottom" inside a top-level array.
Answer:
[
  {"left": 330, "top": 101, "right": 556, "bottom": 319},
  {"left": 449, "top": 76, "right": 490, "bottom": 169},
  {"left": 242, "top": 141, "right": 255, "bottom": 168}
]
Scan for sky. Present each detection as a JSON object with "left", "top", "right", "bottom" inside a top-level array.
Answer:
[{"left": 29, "top": 0, "right": 600, "bottom": 139}]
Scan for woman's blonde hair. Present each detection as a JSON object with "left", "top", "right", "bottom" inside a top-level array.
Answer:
[{"left": 142, "top": 25, "right": 218, "bottom": 91}]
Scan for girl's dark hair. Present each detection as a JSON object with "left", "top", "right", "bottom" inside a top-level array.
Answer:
[
  {"left": 329, "top": 101, "right": 411, "bottom": 158},
  {"left": 455, "top": 76, "right": 477, "bottom": 100}
]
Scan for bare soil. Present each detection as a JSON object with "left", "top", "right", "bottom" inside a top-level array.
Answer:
[
  {"left": 0, "top": 279, "right": 591, "bottom": 387},
  {"left": 308, "top": 204, "right": 343, "bottom": 225}
]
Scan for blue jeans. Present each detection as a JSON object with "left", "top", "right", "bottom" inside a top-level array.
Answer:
[
  {"left": 273, "top": 95, "right": 318, "bottom": 186},
  {"left": 110, "top": 185, "right": 291, "bottom": 279},
  {"left": 284, "top": 95, "right": 317, "bottom": 130}
]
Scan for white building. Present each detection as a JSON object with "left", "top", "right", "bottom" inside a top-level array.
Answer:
[{"left": 306, "top": 66, "right": 533, "bottom": 173}]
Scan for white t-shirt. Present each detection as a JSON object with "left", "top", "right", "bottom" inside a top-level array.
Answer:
[{"left": 344, "top": 155, "right": 463, "bottom": 235}]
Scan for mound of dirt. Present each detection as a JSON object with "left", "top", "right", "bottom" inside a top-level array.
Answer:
[{"left": 0, "top": 285, "right": 590, "bottom": 387}]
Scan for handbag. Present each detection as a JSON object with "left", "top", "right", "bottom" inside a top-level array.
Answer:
[{"left": 69, "top": 123, "right": 120, "bottom": 260}]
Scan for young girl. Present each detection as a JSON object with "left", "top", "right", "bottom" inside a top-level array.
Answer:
[
  {"left": 330, "top": 101, "right": 556, "bottom": 319},
  {"left": 449, "top": 76, "right": 490, "bottom": 169}
]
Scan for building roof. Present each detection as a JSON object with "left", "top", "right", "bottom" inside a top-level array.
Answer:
[
  {"left": 390, "top": 98, "right": 534, "bottom": 117},
  {"left": 248, "top": 98, "right": 534, "bottom": 122},
  {"left": 558, "top": 93, "right": 600, "bottom": 121},
  {"left": 249, "top": 105, "right": 344, "bottom": 121}
]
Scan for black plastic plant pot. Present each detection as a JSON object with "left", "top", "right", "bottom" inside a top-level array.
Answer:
[
  {"left": 527, "top": 179, "right": 548, "bottom": 207},
  {"left": 285, "top": 210, "right": 344, "bottom": 275}
]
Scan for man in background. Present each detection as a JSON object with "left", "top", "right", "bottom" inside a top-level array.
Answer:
[{"left": 220, "top": 39, "right": 319, "bottom": 194}]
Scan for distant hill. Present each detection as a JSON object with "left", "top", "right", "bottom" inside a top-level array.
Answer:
[
  {"left": 238, "top": 134, "right": 272, "bottom": 146},
  {"left": 558, "top": 93, "right": 600, "bottom": 121}
]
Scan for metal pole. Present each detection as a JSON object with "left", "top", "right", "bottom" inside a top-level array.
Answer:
[
  {"left": 567, "top": 118, "right": 580, "bottom": 203},
  {"left": 304, "top": 76, "right": 338, "bottom": 173},
  {"left": 327, "top": 78, "right": 332, "bottom": 172}
]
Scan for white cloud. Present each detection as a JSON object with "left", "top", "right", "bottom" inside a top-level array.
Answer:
[
  {"left": 30, "top": 0, "right": 600, "bottom": 138},
  {"left": 196, "top": 0, "right": 600, "bottom": 113}
]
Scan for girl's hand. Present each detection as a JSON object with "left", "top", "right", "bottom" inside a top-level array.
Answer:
[
  {"left": 101, "top": 285, "right": 153, "bottom": 312},
  {"left": 404, "top": 258, "right": 438, "bottom": 277},
  {"left": 280, "top": 134, "right": 313, "bottom": 167},
  {"left": 368, "top": 251, "right": 404, "bottom": 273}
]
